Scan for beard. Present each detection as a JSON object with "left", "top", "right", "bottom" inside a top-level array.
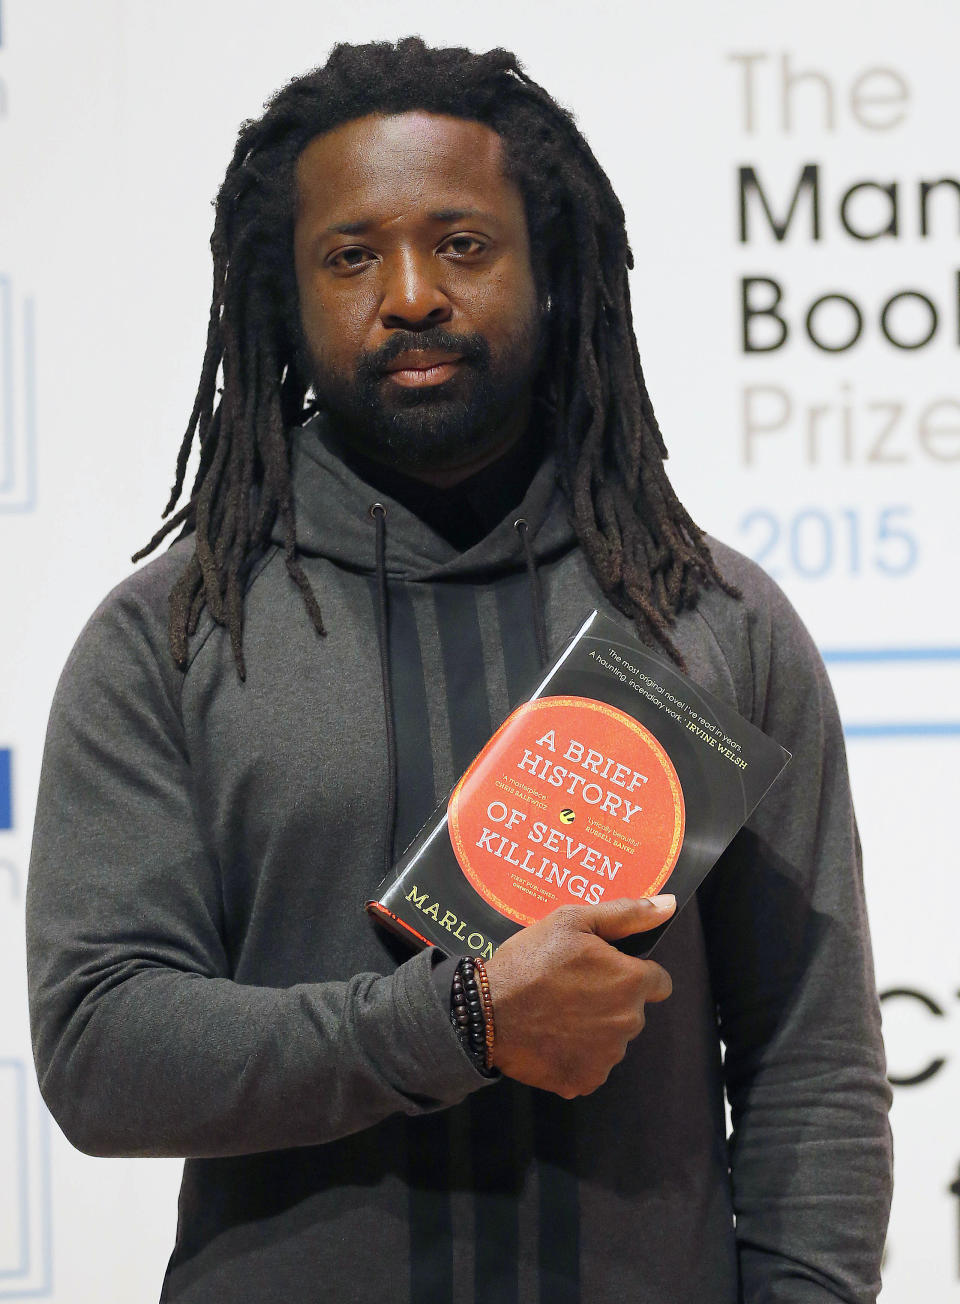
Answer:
[{"left": 307, "top": 317, "right": 543, "bottom": 476}]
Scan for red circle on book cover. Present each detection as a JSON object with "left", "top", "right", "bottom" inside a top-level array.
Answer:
[{"left": 448, "top": 696, "right": 685, "bottom": 926}]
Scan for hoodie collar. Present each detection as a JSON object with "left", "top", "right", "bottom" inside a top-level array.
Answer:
[{"left": 278, "top": 414, "right": 577, "bottom": 582}]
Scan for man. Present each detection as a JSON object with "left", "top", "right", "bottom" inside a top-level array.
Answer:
[{"left": 26, "top": 38, "right": 892, "bottom": 1304}]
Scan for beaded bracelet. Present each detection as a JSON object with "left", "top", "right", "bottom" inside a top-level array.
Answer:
[
  {"left": 450, "top": 956, "right": 497, "bottom": 1075},
  {"left": 474, "top": 958, "right": 495, "bottom": 1070}
]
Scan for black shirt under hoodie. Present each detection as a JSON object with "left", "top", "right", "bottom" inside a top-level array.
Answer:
[{"left": 27, "top": 414, "right": 892, "bottom": 1303}]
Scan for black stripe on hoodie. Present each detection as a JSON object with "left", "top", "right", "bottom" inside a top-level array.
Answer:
[
  {"left": 495, "top": 573, "right": 581, "bottom": 1304},
  {"left": 376, "top": 577, "right": 454, "bottom": 1304},
  {"left": 433, "top": 581, "right": 522, "bottom": 1304}
]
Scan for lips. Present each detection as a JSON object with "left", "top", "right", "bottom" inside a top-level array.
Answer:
[
  {"left": 383, "top": 350, "right": 463, "bottom": 373},
  {"left": 382, "top": 350, "right": 464, "bottom": 389}
]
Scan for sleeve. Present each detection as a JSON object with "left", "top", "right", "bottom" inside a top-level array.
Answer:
[
  {"left": 698, "top": 576, "right": 893, "bottom": 1304},
  {"left": 25, "top": 587, "right": 491, "bottom": 1161}
]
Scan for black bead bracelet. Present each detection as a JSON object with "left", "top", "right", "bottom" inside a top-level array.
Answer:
[{"left": 451, "top": 956, "right": 497, "bottom": 1076}]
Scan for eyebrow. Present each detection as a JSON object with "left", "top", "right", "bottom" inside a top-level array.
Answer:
[{"left": 325, "top": 208, "right": 498, "bottom": 236}]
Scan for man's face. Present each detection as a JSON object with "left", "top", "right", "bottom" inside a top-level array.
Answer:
[{"left": 293, "top": 111, "right": 542, "bottom": 480}]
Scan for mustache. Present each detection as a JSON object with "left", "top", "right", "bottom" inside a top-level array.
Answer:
[{"left": 357, "top": 328, "right": 490, "bottom": 379}]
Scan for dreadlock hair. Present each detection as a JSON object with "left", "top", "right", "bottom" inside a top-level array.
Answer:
[{"left": 135, "top": 37, "right": 737, "bottom": 679}]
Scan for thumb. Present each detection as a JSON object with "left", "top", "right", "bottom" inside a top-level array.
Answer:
[{"left": 578, "top": 894, "right": 677, "bottom": 942}]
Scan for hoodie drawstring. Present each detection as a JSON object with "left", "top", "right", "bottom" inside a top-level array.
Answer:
[
  {"left": 370, "top": 502, "right": 398, "bottom": 877},
  {"left": 514, "top": 517, "right": 549, "bottom": 669}
]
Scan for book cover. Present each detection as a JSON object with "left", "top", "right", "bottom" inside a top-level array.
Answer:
[{"left": 366, "top": 609, "right": 790, "bottom": 958}]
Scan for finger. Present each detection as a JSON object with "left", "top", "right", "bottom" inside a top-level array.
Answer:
[
  {"left": 577, "top": 894, "right": 677, "bottom": 942},
  {"left": 638, "top": 959, "right": 673, "bottom": 1004}
]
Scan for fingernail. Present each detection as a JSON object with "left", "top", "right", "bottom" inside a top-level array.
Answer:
[{"left": 644, "top": 894, "right": 676, "bottom": 908}]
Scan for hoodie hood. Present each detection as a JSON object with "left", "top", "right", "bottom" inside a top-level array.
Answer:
[{"left": 275, "top": 414, "right": 577, "bottom": 584}]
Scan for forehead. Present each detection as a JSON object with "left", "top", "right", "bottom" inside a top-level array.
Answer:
[{"left": 294, "top": 111, "right": 522, "bottom": 225}]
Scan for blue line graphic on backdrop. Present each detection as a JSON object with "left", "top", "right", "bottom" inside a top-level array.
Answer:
[
  {"left": 0, "top": 1060, "right": 53, "bottom": 1298},
  {"left": 0, "top": 1061, "right": 30, "bottom": 1280},
  {"left": 822, "top": 648, "right": 960, "bottom": 665},
  {"left": 0, "top": 860, "right": 18, "bottom": 899},
  {"left": 0, "top": 751, "right": 10, "bottom": 830},
  {"left": 0, "top": 278, "right": 38, "bottom": 513},
  {"left": 843, "top": 722, "right": 960, "bottom": 738},
  {"left": 820, "top": 646, "right": 960, "bottom": 739}
]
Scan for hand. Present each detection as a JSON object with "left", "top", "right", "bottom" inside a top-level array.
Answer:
[{"left": 484, "top": 895, "right": 675, "bottom": 1098}]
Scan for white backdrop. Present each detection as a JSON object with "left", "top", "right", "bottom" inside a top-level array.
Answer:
[{"left": 1, "top": 1, "right": 958, "bottom": 1299}]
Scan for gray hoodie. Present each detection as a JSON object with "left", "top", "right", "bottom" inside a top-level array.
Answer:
[{"left": 27, "top": 420, "right": 892, "bottom": 1302}]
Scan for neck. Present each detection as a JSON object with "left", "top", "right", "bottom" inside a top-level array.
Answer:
[{"left": 338, "top": 420, "right": 549, "bottom": 552}]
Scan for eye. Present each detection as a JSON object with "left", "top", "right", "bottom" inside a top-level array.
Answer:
[
  {"left": 326, "top": 246, "right": 375, "bottom": 272},
  {"left": 439, "top": 234, "right": 487, "bottom": 257}
]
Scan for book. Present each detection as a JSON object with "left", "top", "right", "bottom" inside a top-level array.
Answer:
[{"left": 366, "top": 609, "right": 790, "bottom": 958}]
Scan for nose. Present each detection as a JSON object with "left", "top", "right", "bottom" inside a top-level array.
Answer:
[{"left": 379, "top": 248, "right": 452, "bottom": 330}]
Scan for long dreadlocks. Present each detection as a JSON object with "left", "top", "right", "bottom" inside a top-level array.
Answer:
[{"left": 135, "top": 37, "right": 736, "bottom": 679}]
